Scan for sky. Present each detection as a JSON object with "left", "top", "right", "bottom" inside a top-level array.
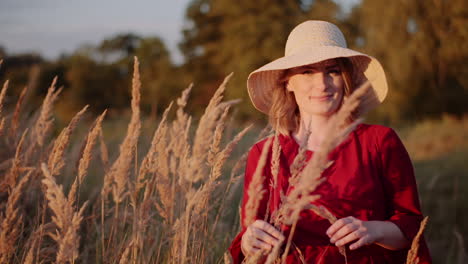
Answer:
[
  {"left": 0, "top": 0, "right": 192, "bottom": 63},
  {"left": 0, "top": 0, "right": 360, "bottom": 65}
]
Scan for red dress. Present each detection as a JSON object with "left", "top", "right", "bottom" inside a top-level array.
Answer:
[{"left": 229, "top": 124, "right": 432, "bottom": 263}]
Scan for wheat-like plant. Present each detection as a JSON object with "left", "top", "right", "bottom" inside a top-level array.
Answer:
[
  {"left": 105, "top": 57, "right": 141, "bottom": 206},
  {"left": 406, "top": 216, "right": 429, "bottom": 264},
  {"left": 48, "top": 105, "right": 88, "bottom": 177},
  {"left": 9, "top": 84, "right": 29, "bottom": 138},
  {"left": 31, "top": 77, "right": 62, "bottom": 148},
  {"left": 1, "top": 129, "right": 28, "bottom": 192},
  {"left": 0, "top": 80, "right": 8, "bottom": 136},
  {"left": 0, "top": 171, "right": 31, "bottom": 263},
  {"left": 41, "top": 163, "right": 88, "bottom": 264},
  {"left": 68, "top": 110, "right": 107, "bottom": 206},
  {"left": 244, "top": 137, "right": 272, "bottom": 228}
]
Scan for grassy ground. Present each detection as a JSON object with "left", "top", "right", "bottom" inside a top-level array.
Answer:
[{"left": 399, "top": 116, "right": 468, "bottom": 263}]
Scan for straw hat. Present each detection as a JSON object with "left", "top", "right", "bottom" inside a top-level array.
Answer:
[{"left": 247, "top": 20, "right": 388, "bottom": 116}]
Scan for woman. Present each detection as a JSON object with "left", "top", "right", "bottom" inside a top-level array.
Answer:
[{"left": 228, "top": 21, "right": 431, "bottom": 263}]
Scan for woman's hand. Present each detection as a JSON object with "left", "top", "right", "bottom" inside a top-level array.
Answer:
[
  {"left": 241, "top": 220, "right": 285, "bottom": 256},
  {"left": 326, "top": 216, "right": 409, "bottom": 251}
]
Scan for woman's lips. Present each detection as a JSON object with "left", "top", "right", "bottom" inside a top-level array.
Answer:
[{"left": 309, "top": 95, "right": 333, "bottom": 101}]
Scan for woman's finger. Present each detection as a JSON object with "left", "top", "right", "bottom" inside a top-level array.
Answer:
[
  {"left": 242, "top": 241, "right": 261, "bottom": 256},
  {"left": 326, "top": 216, "right": 354, "bottom": 237},
  {"left": 251, "top": 226, "right": 282, "bottom": 246},
  {"left": 249, "top": 247, "right": 261, "bottom": 253},
  {"left": 329, "top": 221, "right": 360, "bottom": 243},
  {"left": 334, "top": 229, "right": 364, "bottom": 247},
  {"left": 251, "top": 237, "right": 272, "bottom": 251},
  {"left": 242, "top": 229, "right": 264, "bottom": 255},
  {"left": 252, "top": 220, "right": 285, "bottom": 241},
  {"left": 349, "top": 234, "right": 372, "bottom": 250},
  {"left": 242, "top": 228, "right": 256, "bottom": 253}
]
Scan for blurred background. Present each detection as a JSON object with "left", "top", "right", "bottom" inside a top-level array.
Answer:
[{"left": 1, "top": 0, "right": 467, "bottom": 263}]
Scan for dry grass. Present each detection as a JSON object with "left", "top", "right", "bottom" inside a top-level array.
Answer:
[
  {"left": 244, "top": 137, "right": 271, "bottom": 228},
  {"left": 31, "top": 77, "right": 62, "bottom": 148},
  {"left": 0, "top": 171, "right": 31, "bottom": 262},
  {"left": 48, "top": 105, "right": 88, "bottom": 177},
  {"left": 406, "top": 216, "right": 429, "bottom": 264},
  {"left": 307, "top": 204, "right": 346, "bottom": 259},
  {"left": 0, "top": 79, "right": 8, "bottom": 136},
  {"left": 0, "top": 56, "right": 252, "bottom": 264},
  {"left": 10, "top": 84, "right": 29, "bottom": 138},
  {"left": 41, "top": 163, "right": 88, "bottom": 264}
]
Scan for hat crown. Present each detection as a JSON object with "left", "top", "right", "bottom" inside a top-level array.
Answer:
[{"left": 285, "top": 20, "right": 347, "bottom": 56}]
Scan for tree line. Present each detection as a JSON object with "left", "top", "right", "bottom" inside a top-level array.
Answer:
[{"left": 0, "top": 0, "right": 467, "bottom": 124}]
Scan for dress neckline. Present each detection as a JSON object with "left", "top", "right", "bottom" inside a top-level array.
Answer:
[{"left": 280, "top": 123, "right": 367, "bottom": 157}]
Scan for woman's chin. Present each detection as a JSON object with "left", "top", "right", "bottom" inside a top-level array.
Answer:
[{"left": 301, "top": 106, "right": 339, "bottom": 117}]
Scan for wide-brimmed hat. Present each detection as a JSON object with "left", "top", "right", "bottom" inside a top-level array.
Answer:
[{"left": 247, "top": 20, "right": 388, "bottom": 116}]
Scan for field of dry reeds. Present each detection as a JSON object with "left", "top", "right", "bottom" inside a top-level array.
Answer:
[
  {"left": 0, "top": 57, "right": 256, "bottom": 263},
  {"left": 0, "top": 58, "right": 466, "bottom": 263}
]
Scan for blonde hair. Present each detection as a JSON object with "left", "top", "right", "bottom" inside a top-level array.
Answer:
[{"left": 269, "top": 57, "right": 355, "bottom": 135}]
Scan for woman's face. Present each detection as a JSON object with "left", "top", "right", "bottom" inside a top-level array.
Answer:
[{"left": 286, "top": 59, "right": 345, "bottom": 117}]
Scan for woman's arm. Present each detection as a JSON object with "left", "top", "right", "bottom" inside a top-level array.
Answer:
[{"left": 326, "top": 216, "right": 409, "bottom": 250}]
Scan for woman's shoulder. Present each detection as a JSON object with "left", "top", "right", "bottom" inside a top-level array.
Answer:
[
  {"left": 246, "top": 135, "right": 272, "bottom": 158},
  {"left": 249, "top": 132, "right": 295, "bottom": 155},
  {"left": 356, "top": 123, "right": 398, "bottom": 140},
  {"left": 357, "top": 123, "right": 393, "bottom": 133},
  {"left": 356, "top": 123, "right": 406, "bottom": 153}
]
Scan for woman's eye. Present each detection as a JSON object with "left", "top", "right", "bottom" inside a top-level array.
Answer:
[
  {"left": 328, "top": 69, "right": 341, "bottom": 75},
  {"left": 302, "top": 70, "right": 312, "bottom": 74}
]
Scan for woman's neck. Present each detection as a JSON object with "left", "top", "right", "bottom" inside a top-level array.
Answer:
[{"left": 293, "top": 112, "right": 332, "bottom": 151}]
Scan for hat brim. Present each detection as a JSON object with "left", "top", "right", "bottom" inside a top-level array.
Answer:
[{"left": 247, "top": 45, "right": 388, "bottom": 115}]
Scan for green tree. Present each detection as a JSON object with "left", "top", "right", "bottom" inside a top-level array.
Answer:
[
  {"left": 207, "top": 0, "right": 304, "bottom": 117},
  {"left": 179, "top": 0, "right": 225, "bottom": 115},
  {"left": 0, "top": 52, "right": 47, "bottom": 111},
  {"left": 304, "top": 0, "right": 340, "bottom": 23},
  {"left": 353, "top": 0, "right": 468, "bottom": 122},
  {"left": 59, "top": 52, "right": 128, "bottom": 120},
  {"left": 98, "top": 33, "right": 142, "bottom": 63}
]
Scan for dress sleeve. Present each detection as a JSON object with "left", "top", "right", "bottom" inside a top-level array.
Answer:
[
  {"left": 228, "top": 143, "right": 270, "bottom": 263},
  {"left": 378, "top": 128, "right": 432, "bottom": 263}
]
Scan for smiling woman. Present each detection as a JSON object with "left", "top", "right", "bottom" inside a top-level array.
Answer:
[
  {"left": 285, "top": 59, "right": 346, "bottom": 118},
  {"left": 228, "top": 20, "right": 432, "bottom": 263}
]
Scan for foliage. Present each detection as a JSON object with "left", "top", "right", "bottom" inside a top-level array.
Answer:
[{"left": 355, "top": 0, "right": 468, "bottom": 122}]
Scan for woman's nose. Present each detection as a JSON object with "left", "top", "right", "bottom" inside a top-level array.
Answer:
[{"left": 312, "top": 72, "right": 328, "bottom": 91}]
